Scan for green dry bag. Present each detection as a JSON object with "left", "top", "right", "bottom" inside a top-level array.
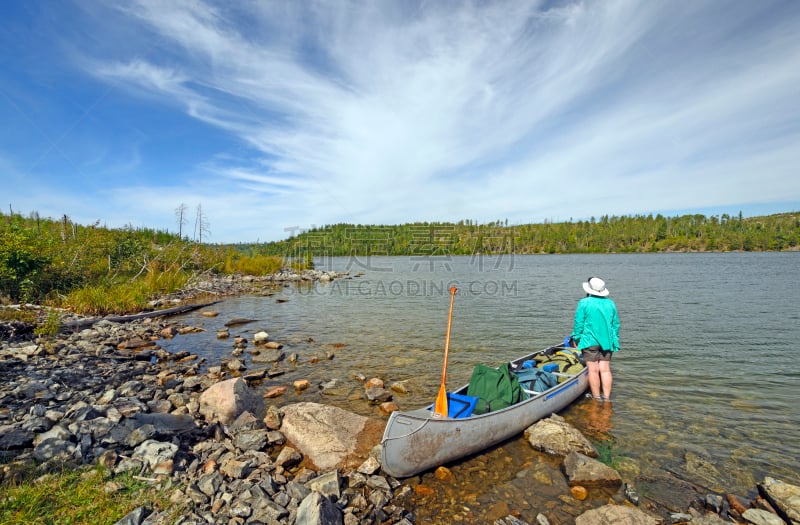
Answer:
[{"left": 466, "top": 362, "right": 523, "bottom": 414}]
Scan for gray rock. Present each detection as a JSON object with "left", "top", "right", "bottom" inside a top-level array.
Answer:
[
  {"left": 131, "top": 439, "right": 178, "bottom": 469},
  {"left": 113, "top": 506, "right": 152, "bottom": 525},
  {"left": 685, "top": 513, "right": 730, "bottom": 524},
  {"left": 742, "top": 508, "right": 787, "bottom": 525},
  {"left": 0, "top": 425, "right": 34, "bottom": 449},
  {"left": 366, "top": 475, "right": 391, "bottom": 492},
  {"left": 276, "top": 446, "right": 303, "bottom": 468},
  {"left": 250, "top": 499, "right": 289, "bottom": 523},
  {"left": 199, "top": 377, "right": 265, "bottom": 424},
  {"left": 234, "top": 429, "right": 269, "bottom": 451},
  {"left": 229, "top": 410, "right": 264, "bottom": 432},
  {"left": 124, "top": 423, "right": 157, "bottom": 447},
  {"left": 225, "top": 358, "right": 246, "bottom": 372},
  {"left": 494, "top": 516, "right": 530, "bottom": 525},
  {"left": 563, "top": 451, "right": 622, "bottom": 488},
  {"left": 251, "top": 348, "right": 285, "bottom": 363},
  {"left": 308, "top": 470, "right": 342, "bottom": 499},
  {"left": 705, "top": 493, "right": 724, "bottom": 513},
  {"left": 220, "top": 457, "right": 254, "bottom": 479},
  {"left": 625, "top": 483, "right": 640, "bottom": 505},
  {"left": 264, "top": 404, "right": 282, "bottom": 430},
  {"left": 167, "top": 392, "right": 191, "bottom": 409},
  {"left": 197, "top": 471, "right": 223, "bottom": 497},
  {"left": 287, "top": 480, "right": 313, "bottom": 501},
  {"left": 145, "top": 399, "right": 172, "bottom": 414},
  {"left": 357, "top": 455, "right": 380, "bottom": 475},
  {"left": 127, "top": 413, "right": 197, "bottom": 436},
  {"left": 33, "top": 437, "right": 75, "bottom": 462},
  {"left": 364, "top": 386, "right": 392, "bottom": 404},
  {"left": 267, "top": 430, "right": 286, "bottom": 446},
  {"left": 185, "top": 483, "right": 210, "bottom": 506},
  {"left": 346, "top": 471, "right": 368, "bottom": 490},
  {"left": 296, "top": 491, "right": 343, "bottom": 525},
  {"left": 34, "top": 424, "right": 71, "bottom": 446}
]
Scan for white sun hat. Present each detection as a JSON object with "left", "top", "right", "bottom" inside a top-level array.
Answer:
[{"left": 582, "top": 277, "right": 610, "bottom": 297}]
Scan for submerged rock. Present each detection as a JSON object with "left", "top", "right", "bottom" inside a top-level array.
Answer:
[{"left": 563, "top": 451, "right": 622, "bottom": 488}]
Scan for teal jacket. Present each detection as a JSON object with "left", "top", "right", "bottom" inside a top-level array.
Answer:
[{"left": 572, "top": 296, "right": 620, "bottom": 352}]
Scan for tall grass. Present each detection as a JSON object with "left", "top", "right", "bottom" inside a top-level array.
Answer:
[
  {"left": 143, "top": 261, "right": 190, "bottom": 295},
  {"left": 63, "top": 281, "right": 151, "bottom": 316},
  {"left": 223, "top": 254, "right": 284, "bottom": 275},
  {"left": 61, "top": 262, "right": 189, "bottom": 316}
]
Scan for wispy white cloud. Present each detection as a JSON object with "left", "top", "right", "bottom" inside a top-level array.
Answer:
[{"left": 5, "top": 0, "right": 799, "bottom": 241}]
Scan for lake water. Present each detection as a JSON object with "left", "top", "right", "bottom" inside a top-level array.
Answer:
[{"left": 162, "top": 252, "right": 800, "bottom": 505}]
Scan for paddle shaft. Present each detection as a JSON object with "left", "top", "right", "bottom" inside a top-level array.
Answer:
[
  {"left": 433, "top": 287, "right": 458, "bottom": 418},
  {"left": 441, "top": 286, "right": 457, "bottom": 385}
]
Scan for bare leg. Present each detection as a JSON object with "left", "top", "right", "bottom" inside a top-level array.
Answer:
[
  {"left": 598, "top": 360, "right": 613, "bottom": 399},
  {"left": 586, "top": 361, "right": 602, "bottom": 399}
]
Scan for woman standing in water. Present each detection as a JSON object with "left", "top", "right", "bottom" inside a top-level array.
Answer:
[{"left": 571, "top": 277, "right": 620, "bottom": 401}]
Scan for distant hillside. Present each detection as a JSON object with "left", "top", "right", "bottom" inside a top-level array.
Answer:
[{"left": 244, "top": 212, "right": 800, "bottom": 257}]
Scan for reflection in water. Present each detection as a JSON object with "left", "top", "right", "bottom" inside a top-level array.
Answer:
[{"left": 581, "top": 398, "right": 614, "bottom": 440}]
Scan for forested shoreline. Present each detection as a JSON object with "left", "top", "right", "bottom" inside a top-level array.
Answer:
[
  {"left": 254, "top": 211, "right": 800, "bottom": 257},
  {"left": 3, "top": 210, "right": 798, "bottom": 310}
]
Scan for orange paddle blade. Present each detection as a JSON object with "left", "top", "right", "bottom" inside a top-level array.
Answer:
[{"left": 433, "top": 384, "right": 448, "bottom": 418}]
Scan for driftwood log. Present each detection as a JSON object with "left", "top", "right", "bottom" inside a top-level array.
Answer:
[{"left": 63, "top": 301, "right": 220, "bottom": 331}]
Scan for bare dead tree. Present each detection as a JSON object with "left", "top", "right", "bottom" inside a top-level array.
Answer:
[
  {"left": 194, "top": 203, "right": 210, "bottom": 243},
  {"left": 61, "top": 214, "right": 70, "bottom": 241},
  {"left": 175, "top": 203, "right": 188, "bottom": 239}
]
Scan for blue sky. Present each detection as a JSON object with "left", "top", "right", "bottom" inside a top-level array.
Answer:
[{"left": 1, "top": 1, "right": 799, "bottom": 243}]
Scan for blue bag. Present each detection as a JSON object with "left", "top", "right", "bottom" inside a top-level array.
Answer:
[{"left": 514, "top": 368, "right": 558, "bottom": 394}]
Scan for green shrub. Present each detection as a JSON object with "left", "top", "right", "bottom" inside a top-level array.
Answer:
[{"left": 34, "top": 310, "right": 62, "bottom": 337}]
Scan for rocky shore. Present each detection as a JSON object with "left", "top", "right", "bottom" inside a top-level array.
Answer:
[{"left": 1, "top": 271, "right": 799, "bottom": 525}]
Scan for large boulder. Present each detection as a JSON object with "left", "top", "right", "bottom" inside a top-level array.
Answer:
[
  {"left": 280, "top": 402, "right": 385, "bottom": 471},
  {"left": 575, "top": 504, "right": 660, "bottom": 525},
  {"left": 199, "top": 378, "right": 265, "bottom": 424},
  {"left": 524, "top": 414, "right": 598, "bottom": 457},
  {"left": 758, "top": 477, "right": 800, "bottom": 524}
]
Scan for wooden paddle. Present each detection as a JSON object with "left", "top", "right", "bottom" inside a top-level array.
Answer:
[{"left": 433, "top": 286, "right": 458, "bottom": 418}]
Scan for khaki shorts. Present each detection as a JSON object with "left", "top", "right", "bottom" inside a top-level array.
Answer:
[{"left": 582, "top": 347, "right": 612, "bottom": 362}]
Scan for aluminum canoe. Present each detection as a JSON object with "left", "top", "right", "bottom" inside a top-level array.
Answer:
[{"left": 380, "top": 343, "right": 589, "bottom": 478}]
